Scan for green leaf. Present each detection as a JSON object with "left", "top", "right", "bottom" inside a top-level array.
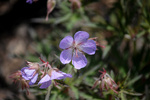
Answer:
[
  {"left": 79, "top": 92, "right": 93, "bottom": 100},
  {"left": 83, "top": 64, "right": 100, "bottom": 76},
  {"left": 121, "top": 92, "right": 127, "bottom": 100},
  {"left": 110, "top": 70, "right": 115, "bottom": 79},
  {"left": 79, "top": 92, "right": 102, "bottom": 100},
  {"left": 51, "top": 91, "right": 57, "bottom": 100},
  {"left": 120, "top": 69, "right": 131, "bottom": 87},
  {"left": 125, "top": 75, "right": 142, "bottom": 87},
  {"left": 122, "top": 90, "right": 142, "bottom": 96},
  {"left": 102, "top": 45, "right": 111, "bottom": 59},
  {"left": 71, "top": 86, "right": 79, "bottom": 99}
]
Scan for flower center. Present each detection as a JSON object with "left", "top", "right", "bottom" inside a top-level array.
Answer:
[{"left": 72, "top": 41, "right": 80, "bottom": 57}]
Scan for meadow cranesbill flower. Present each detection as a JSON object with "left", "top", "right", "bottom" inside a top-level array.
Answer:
[
  {"left": 92, "top": 68, "right": 118, "bottom": 94},
  {"left": 38, "top": 68, "right": 72, "bottom": 89},
  {"left": 59, "top": 31, "right": 97, "bottom": 69},
  {"left": 21, "top": 62, "right": 39, "bottom": 85}
]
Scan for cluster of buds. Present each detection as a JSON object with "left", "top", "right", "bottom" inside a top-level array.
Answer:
[
  {"left": 92, "top": 68, "right": 119, "bottom": 95},
  {"left": 9, "top": 58, "right": 72, "bottom": 94},
  {"left": 9, "top": 71, "right": 30, "bottom": 94}
]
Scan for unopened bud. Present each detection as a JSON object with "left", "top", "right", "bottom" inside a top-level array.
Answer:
[{"left": 46, "top": 0, "right": 56, "bottom": 21}]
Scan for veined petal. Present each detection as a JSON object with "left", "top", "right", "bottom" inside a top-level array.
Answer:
[
  {"left": 30, "top": 73, "right": 38, "bottom": 84},
  {"left": 38, "top": 74, "right": 51, "bottom": 84},
  {"left": 59, "top": 36, "right": 73, "bottom": 49},
  {"left": 60, "top": 48, "right": 73, "bottom": 64},
  {"left": 72, "top": 51, "right": 87, "bottom": 69},
  {"left": 21, "top": 67, "right": 30, "bottom": 80},
  {"left": 50, "top": 70, "right": 64, "bottom": 80},
  {"left": 74, "top": 31, "right": 89, "bottom": 45},
  {"left": 61, "top": 71, "right": 72, "bottom": 78},
  {"left": 22, "top": 75, "right": 30, "bottom": 80},
  {"left": 40, "top": 80, "right": 51, "bottom": 89},
  {"left": 56, "top": 71, "right": 72, "bottom": 80},
  {"left": 21, "top": 67, "right": 29, "bottom": 72},
  {"left": 79, "top": 40, "right": 96, "bottom": 55},
  {"left": 24, "top": 69, "right": 35, "bottom": 76}
]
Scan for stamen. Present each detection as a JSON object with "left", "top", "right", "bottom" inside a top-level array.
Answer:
[{"left": 75, "top": 49, "right": 78, "bottom": 57}]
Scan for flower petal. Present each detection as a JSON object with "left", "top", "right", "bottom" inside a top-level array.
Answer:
[
  {"left": 61, "top": 71, "right": 72, "bottom": 78},
  {"left": 79, "top": 40, "right": 96, "bottom": 55},
  {"left": 72, "top": 51, "right": 87, "bottom": 69},
  {"left": 24, "top": 69, "right": 35, "bottom": 77},
  {"left": 22, "top": 75, "right": 30, "bottom": 80},
  {"left": 21, "top": 67, "right": 29, "bottom": 72},
  {"left": 29, "top": 81, "right": 34, "bottom": 85},
  {"left": 40, "top": 80, "right": 52, "bottom": 89},
  {"left": 50, "top": 70, "right": 64, "bottom": 80},
  {"left": 74, "top": 31, "right": 89, "bottom": 44},
  {"left": 21, "top": 67, "right": 35, "bottom": 80},
  {"left": 59, "top": 36, "right": 73, "bottom": 49},
  {"left": 21, "top": 67, "right": 30, "bottom": 80},
  {"left": 30, "top": 73, "right": 38, "bottom": 84},
  {"left": 38, "top": 74, "right": 51, "bottom": 84},
  {"left": 56, "top": 71, "right": 72, "bottom": 80},
  {"left": 60, "top": 48, "right": 73, "bottom": 64}
]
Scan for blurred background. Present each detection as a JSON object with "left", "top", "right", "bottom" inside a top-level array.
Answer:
[{"left": 0, "top": 0, "right": 150, "bottom": 100}]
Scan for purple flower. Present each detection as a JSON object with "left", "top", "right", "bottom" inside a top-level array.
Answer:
[
  {"left": 38, "top": 69, "right": 72, "bottom": 89},
  {"left": 21, "top": 67, "right": 38, "bottom": 85},
  {"left": 26, "top": 0, "right": 33, "bottom": 4},
  {"left": 59, "top": 31, "right": 96, "bottom": 69}
]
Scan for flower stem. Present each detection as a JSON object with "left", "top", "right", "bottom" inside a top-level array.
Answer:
[{"left": 45, "top": 84, "right": 53, "bottom": 100}]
